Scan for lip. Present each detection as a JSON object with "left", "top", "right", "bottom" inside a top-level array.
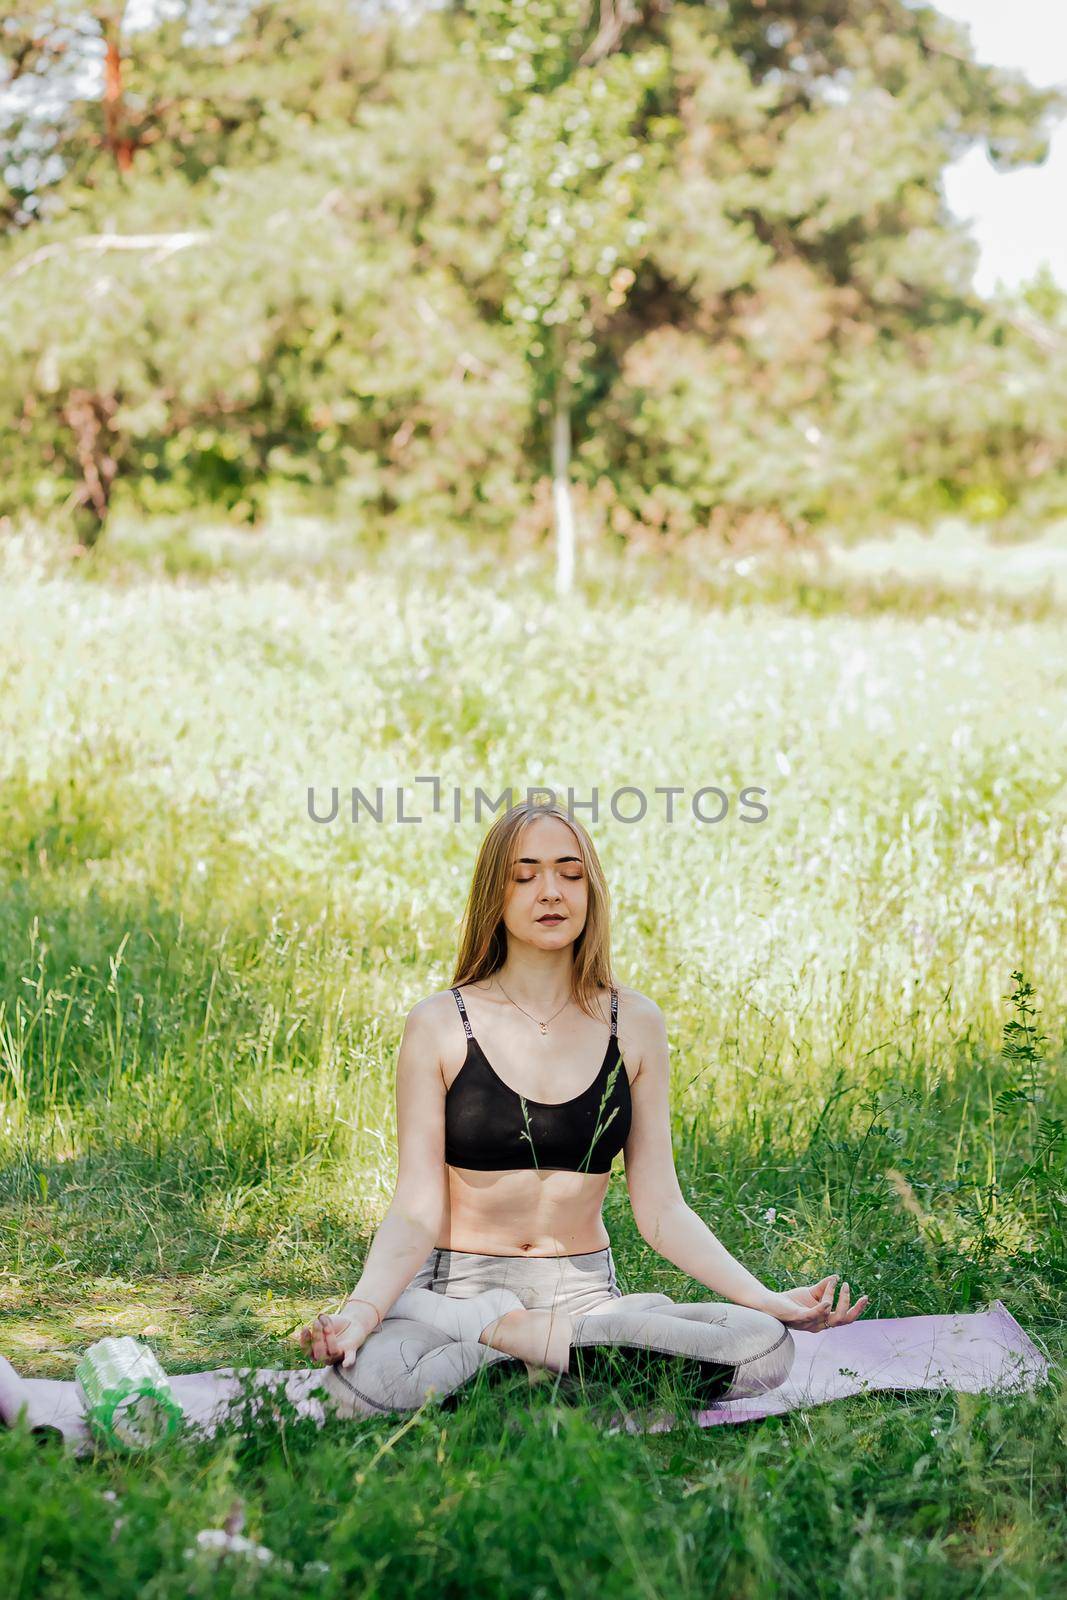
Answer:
[{"left": 537, "top": 915, "right": 565, "bottom": 924}]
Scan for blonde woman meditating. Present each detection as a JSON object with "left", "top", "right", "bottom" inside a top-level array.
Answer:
[{"left": 297, "top": 801, "right": 869, "bottom": 1416}]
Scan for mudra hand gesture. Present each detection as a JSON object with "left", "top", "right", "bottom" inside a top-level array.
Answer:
[
  {"left": 760, "top": 1274, "right": 869, "bottom": 1332},
  {"left": 295, "top": 1301, "right": 379, "bottom": 1368}
]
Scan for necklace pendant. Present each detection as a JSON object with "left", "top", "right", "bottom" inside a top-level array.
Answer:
[{"left": 539, "top": 1022, "right": 548, "bottom": 1035}]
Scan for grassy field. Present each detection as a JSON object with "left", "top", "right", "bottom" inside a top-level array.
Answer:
[{"left": 0, "top": 515, "right": 1064, "bottom": 1598}]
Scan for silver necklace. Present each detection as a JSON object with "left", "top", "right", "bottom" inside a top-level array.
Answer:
[{"left": 493, "top": 976, "right": 571, "bottom": 1035}]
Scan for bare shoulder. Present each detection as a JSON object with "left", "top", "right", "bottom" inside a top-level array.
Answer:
[
  {"left": 615, "top": 985, "right": 665, "bottom": 1028},
  {"left": 404, "top": 989, "right": 461, "bottom": 1038},
  {"left": 613, "top": 985, "right": 667, "bottom": 1080},
  {"left": 401, "top": 989, "right": 467, "bottom": 1076}
]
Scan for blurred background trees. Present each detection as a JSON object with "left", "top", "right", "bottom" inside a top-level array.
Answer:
[{"left": 1, "top": 0, "right": 1065, "bottom": 565}]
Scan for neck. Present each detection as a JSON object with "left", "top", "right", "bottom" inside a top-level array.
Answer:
[{"left": 493, "top": 949, "right": 574, "bottom": 1014}]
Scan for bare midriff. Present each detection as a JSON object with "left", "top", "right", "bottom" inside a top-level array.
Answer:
[{"left": 435, "top": 1166, "right": 613, "bottom": 1257}]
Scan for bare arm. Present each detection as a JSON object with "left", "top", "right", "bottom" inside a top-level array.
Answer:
[
  {"left": 622, "top": 998, "right": 775, "bottom": 1313},
  {"left": 298, "top": 999, "right": 449, "bottom": 1361},
  {"left": 638, "top": 1203, "right": 776, "bottom": 1312},
  {"left": 622, "top": 998, "right": 870, "bottom": 1329},
  {"left": 341, "top": 999, "right": 449, "bottom": 1321}
]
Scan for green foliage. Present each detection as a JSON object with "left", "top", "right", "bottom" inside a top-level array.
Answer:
[
  {"left": 467, "top": 0, "right": 591, "bottom": 97},
  {"left": 468, "top": 0, "right": 669, "bottom": 434},
  {"left": 1, "top": 0, "right": 1066, "bottom": 545},
  {"left": 492, "top": 48, "right": 667, "bottom": 382}
]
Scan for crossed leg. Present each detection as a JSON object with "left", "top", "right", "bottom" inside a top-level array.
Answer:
[
  {"left": 324, "top": 1284, "right": 794, "bottom": 1417},
  {"left": 479, "top": 1306, "right": 573, "bottom": 1376},
  {"left": 394, "top": 1282, "right": 795, "bottom": 1404},
  {"left": 566, "top": 1290, "right": 796, "bottom": 1404},
  {"left": 384, "top": 1281, "right": 577, "bottom": 1380}
]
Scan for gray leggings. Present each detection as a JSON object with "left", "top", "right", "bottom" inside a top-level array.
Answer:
[{"left": 320, "top": 1245, "right": 795, "bottom": 1419}]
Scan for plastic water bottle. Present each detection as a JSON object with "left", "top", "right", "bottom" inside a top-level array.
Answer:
[{"left": 75, "top": 1336, "right": 184, "bottom": 1450}]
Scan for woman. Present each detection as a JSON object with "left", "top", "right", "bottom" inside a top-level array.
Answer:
[{"left": 297, "top": 801, "right": 869, "bottom": 1418}]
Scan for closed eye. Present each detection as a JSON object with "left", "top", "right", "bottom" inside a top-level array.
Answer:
[{"left": 517, "top": 873, "right": 582, "bottom": 882}]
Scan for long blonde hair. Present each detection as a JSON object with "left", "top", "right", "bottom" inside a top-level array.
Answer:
[{"left": 450, "top": 802, "right": 616, "bottom": 1022}]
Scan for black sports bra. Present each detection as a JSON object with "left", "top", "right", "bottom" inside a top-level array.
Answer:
[{"left": 444, "top": 986, "right": 632, "bottom": 1174}]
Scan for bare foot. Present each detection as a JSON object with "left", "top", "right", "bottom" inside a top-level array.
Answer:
[{"left": 479, "top": 1307, "right": 574, "bottom": 1373}]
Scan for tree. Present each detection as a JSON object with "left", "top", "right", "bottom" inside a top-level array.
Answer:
[
  {"left": 0, "top": 2, "right": 526, "bottom": 542},
  {"left": 463, "top": 0, "right": 1067, "bottom": 567},
  {"left": 2, "top": 0, "right": 1065, "bottom": 550},
  {"left": 468, "top": 1, "right": 671, "bottom": 593}
]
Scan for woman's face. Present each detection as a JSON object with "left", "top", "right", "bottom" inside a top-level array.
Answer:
[{"left": 501, "top": 814, "right": 589, "bottom": 949}]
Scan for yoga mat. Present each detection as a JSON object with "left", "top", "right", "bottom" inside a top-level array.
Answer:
[
  {"left": 627, "top": 1300, "right": 1050, "bottom": 1435},
  {"left": 0, "top": 1357, "right": 335, "bottom": 1458},
  {"left": 0, "top": 1302, "right": 1049, "bottom": 1456}
]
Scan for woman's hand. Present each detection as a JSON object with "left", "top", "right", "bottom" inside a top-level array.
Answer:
[
  {"left": 295, "top": 1302, "right": 379, "bottom": 1369},
  {"left": 758, "top": 1274, "right": 869, "bottom": 1332}
]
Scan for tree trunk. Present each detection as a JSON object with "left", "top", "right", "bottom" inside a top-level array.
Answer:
[
  {"left": 102, "top": 20, "right": 135, "bottom": 173},
  {"left": 552, "top": 380, "right": 575, "bottom": 597}
]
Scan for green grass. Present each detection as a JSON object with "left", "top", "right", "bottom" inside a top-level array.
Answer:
[{"left": 0, "top": 520, "right": 1064, "bottom": 1598}]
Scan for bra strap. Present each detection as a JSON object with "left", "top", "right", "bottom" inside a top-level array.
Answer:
[
  {"left": 451, "top": 987, "right": 473, "bottom": 1039},
  {"left": 610, "top": 986, "right": 618, "bottom": 1038}
]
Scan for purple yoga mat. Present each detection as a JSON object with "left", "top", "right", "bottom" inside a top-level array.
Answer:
[
  {"left": 0, "top": 1301, "right": 1049, "bottom": 1456},
  {"left": 0, "top": 1356, "right": 335, "bottom": 1458},
  {"left": 627, "top": 1300, "right": 1050, "bottom": 1435}
]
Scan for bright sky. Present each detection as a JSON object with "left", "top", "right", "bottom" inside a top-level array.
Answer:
[{"left": 929, "top": 0, "right": 1067, "bottom": 297}]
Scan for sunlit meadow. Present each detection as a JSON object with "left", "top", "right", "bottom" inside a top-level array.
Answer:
[{"left": 0, "top": 518, "right": 1064, "bottom": 1599}]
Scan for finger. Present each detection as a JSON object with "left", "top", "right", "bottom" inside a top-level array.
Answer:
[
  {"left": 317, "top": 1319, "right": 340, "bottom": 1347},
  {"left": 831, "top": 1282, "right": 852, "bottom": 1325},
  {"left": 814, "top": 1280, "right": 836, "bottom": 1327}
]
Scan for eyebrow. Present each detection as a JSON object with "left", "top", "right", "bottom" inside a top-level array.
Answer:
[{"left": 515, "top": 855, "right": 583, "bottom": 865}]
